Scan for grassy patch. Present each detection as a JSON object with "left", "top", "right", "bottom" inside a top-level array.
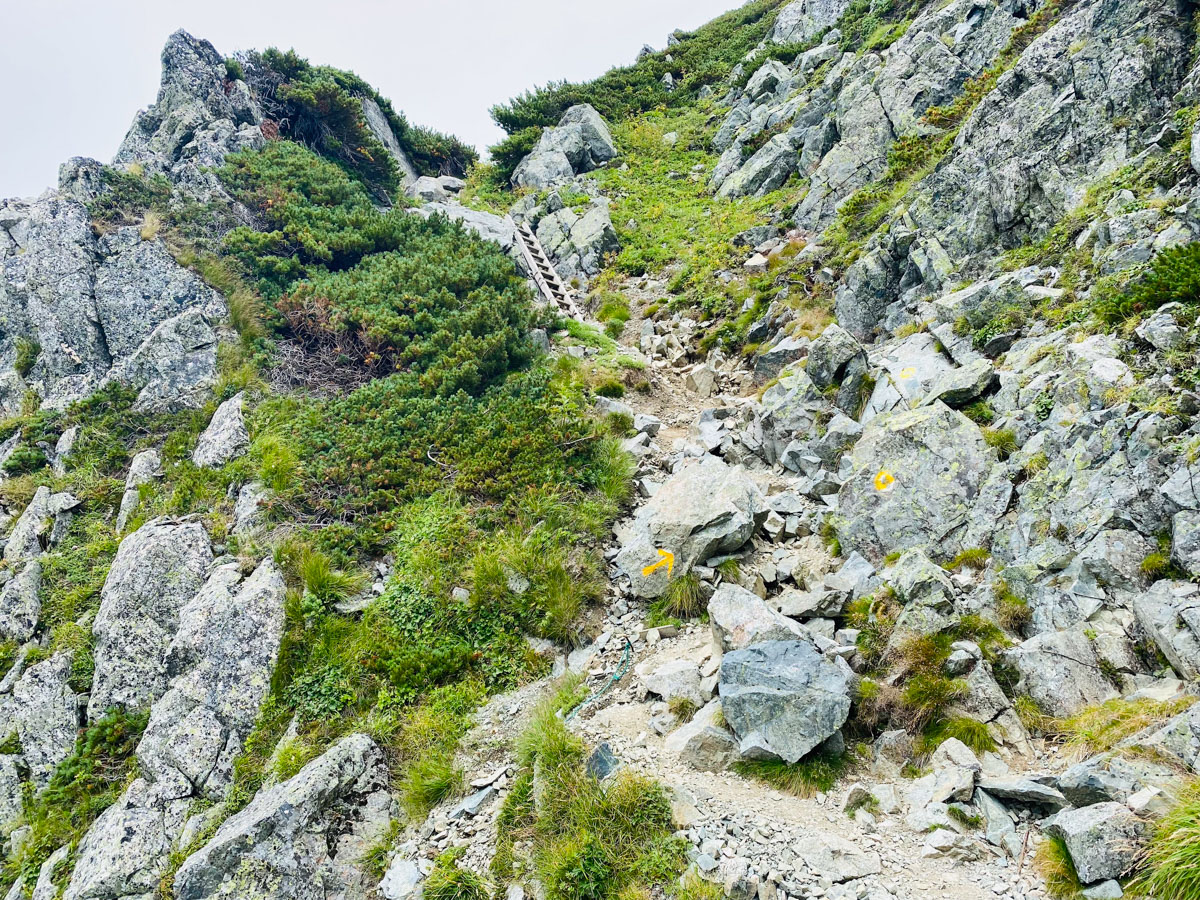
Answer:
[
  {"left": 1054, "top": 697, "right": 1197, "bottom": 759},
  {"left": 1130, "top": 779, "right": 1200, "bottom": 900},
  {"left": 1035, "top": 833, "right": 1083, "bottom": 899},
  {"left": 733, "top": 748, "right": 850, "bottom": 798},
  {"left": 493, "top": 684, "right": 687, "bottom": 899}
]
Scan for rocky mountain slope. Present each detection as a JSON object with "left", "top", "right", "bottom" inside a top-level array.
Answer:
[{"left": 3, "top": 1, "right": 1200, "bottom": 899}]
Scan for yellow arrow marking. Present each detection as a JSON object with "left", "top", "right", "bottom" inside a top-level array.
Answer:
[
  {"left": 898, "top": 366, "right": 916, "bottom": 380},
  {"left": 642, "top": 548, "right": 675, "bottom": 579},
  {"left": 874, "top": 469, "right": 896, "bottom": 492}
]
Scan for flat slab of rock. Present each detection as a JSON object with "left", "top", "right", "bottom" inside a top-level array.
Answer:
[{"left": 792, "top": 831, "right": 881, "bottom": 882}]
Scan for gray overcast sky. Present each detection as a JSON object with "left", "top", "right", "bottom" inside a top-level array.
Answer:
[{"left": 0, "top": 0, "right": 740, "bottom": 200}]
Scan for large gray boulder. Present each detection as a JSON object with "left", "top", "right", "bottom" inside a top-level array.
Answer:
[
  {"left": 88, "top": 517, "right": 213, "bottom": 721},
  {"left": 534, "top": 199, "right": 619, "bottom": 286},
  {"left": 836, "top": 402, "right": 994, "bottom": 564},
  {"left": 512, "top": 104, "right": 616, "bottom": 189},
  {"left": 173, "top": 733, "right": 392, "bottom": 900},
  {"left": 13, "top": 652, "right": 79, "bottom": 787},
  {"left": 1046, "top": 803, "right": 1147, "bottom": 885},
  {"left": 614, "top": 455, "right": 767, "bottom": 598},
  {"left": 709, "top": 583, "right": 804, "bottom": 654},
  {"left": 770, "top": 0, "right": 853, "bottom": 44},
  {"left": 719, "top": 639, "right": 853, "bottom": 763},
  {"left": 1131, "top": 580, "right": 1200, "bottom": 679},
  {"left": 717, "top": 132, "right": 799, "bottom": 199},
  {"left": 139, "top": 560, "right": 287, "bottom": 797},
  {"left": 192, "top": 392, "right": 249, "bottom": 468}
]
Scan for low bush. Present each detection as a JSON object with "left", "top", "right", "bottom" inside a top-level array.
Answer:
[{"left": 1096, "top": 241, "right": 1200, "bottom": 325}]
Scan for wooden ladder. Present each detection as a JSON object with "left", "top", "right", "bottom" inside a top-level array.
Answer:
[{"left": 514, "top": 222, "right": 582, "bottom": 319}]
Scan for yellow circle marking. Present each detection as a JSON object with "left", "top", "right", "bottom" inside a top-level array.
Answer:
[
  {"left": 874, "top": 469, "right": 896, "bottom": 492},
  {"left": 898, "top": 366, "right": 916, "bottom": 380}
]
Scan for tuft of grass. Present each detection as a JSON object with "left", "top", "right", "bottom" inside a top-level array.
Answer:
[
  {"left": 995, "top": 581, "right": 1032, "bottom": 632},
  {"left": 920, "top": 716, "right": 997, "bottom": 757},
  {"left": 425, "top": 849, "right": 491, "bottom": 900},
  {"left": 297, "top": 549, "right": 367, "bottom": 617},
  {"left": 900, "top": 675, "right": 969, "bottom": 731},
  {"left": 669, "top": 696, "right": 699, "bottom": 723},
  {"left": 1035, "top": 833, "right": 1084, "bottom": 899},
  {"left": 1054, "top": 697, "right": 1197, "bottom": 760},
  {"left": 400, "top": 753, "right": 462, "bottom": 820},
  {"left": 662, "top": 572, "right": 705, "bottom": 619},
  {"left": 497, "top": 680, "right": 687, "bottom": 900},
  {"left": 1014, "top": 695, "right": 1050, "bottom": 734},
  {"left": 1141, "top": 551, "right": 1172, "bottom": 578},
  {"left": 945, "top": 547, "right": 990, "bottom": 572},
  {"left": 982, "top": 427, "right": 1018, "bottom": 460},
  {"left": 947, "top": 806, "right": 983, "bottom": 829},
  {"left": 961, "top": 401, "right": 995, "bottom": 425},
  {"left": 140, "top": 209, "right": 163, "bottom": 241},
  {"left": 1130, "top": 779, "right": 1200, "bottom": 900},
  {"left": 733, "top": 748, "right": 850, "bottom": 799}
]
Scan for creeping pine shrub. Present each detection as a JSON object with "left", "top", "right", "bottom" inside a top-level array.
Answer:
[
  {"left": 220, "top": 143, "right": 534, "bottom": 387},
  {"left": 246, "top": 48, "right": 474, "bottom": 192},
  {"left": 3, "top": 709, "right": 148, "bottom": 887},
  {"left": 1097, "top": 241, "right": 1200, "bottom": 324},
  {"left": 488, "top": 0, "right": 785, "bottom": 134}
]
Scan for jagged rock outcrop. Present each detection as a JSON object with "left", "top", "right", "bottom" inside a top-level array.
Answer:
[
  {"left": 115, "top": 30, "right": 263, "bottom": 195},
  {"left": 769, "top": 0, "right": 853, "bottom": 45},
  {"left": 65, "top": 559, "right": 287, "bottom": 900},
  {"left": 172, "top": 733, "right": 392, "bottom": 900},
  {"left": 88, "top": 517, "right": 213, "bottom": 721},
  {"left": 512, "top": 104, "right": 617, "bottom": 190}
]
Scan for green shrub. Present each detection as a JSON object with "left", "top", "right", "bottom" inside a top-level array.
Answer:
[
  {"left": 489, "top": 0, "right": 788, "bottom": 135},
  {"left": 595, "top": 379, "right": 626, "bottom": 398},
  {"left": 248, "top": 48, "right": 474, "bottom": 191},
  {"left": 13, "top": 338, "right": 39, "bottom": 377},
  {"left": 1097, "top": 241, "right": 1200, "bottom": 324},
  {"left": 489, "top": 126, "right": 544, "bottom": 183},
  {"left": 3, "top": 708, "right": 148, "bottom": 887}
]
